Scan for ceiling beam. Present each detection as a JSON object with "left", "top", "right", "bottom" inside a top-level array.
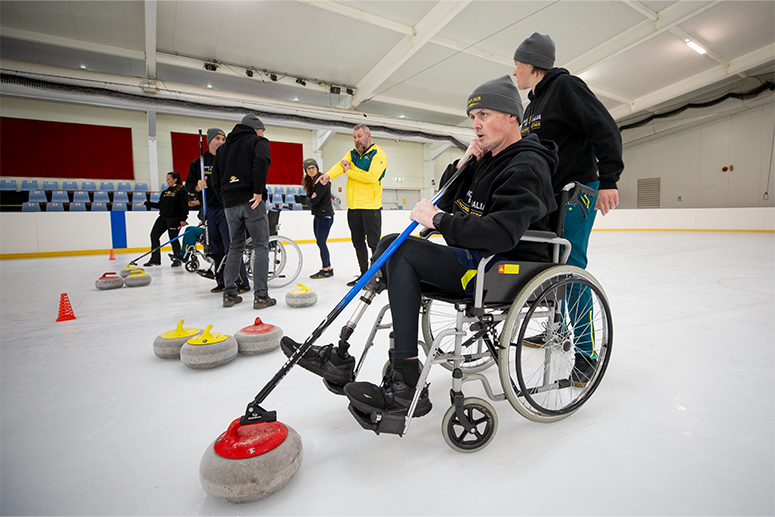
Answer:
[
  {"left": 144, "top": 0, "right": 157, "bottom": 79},
  {"left": 299, "top": 0, "right": 414, "bottom": 36},
  {"left": 0, "top": 27, "right": 144, "bottom": 60},
  {"left": 351, "top": 1, "right": 471, "bottom": 107},
  {"left": 609, "top": 43, "right": 775, "bottom": 120}
]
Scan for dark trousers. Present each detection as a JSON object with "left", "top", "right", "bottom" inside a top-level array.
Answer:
[
  {"left": 374, "top": 235, "right": 468, "bottom": 360},
  {"left": 347, "top": 209, "right": 381, "bottom": 274},
  {"left": 208, "top": 207, "right": 249, "bottom": 289},
  {"left": 313, "top": 215, "right": 334, "bottom": 268},
  {"left": 150, "top": 216, "right": 181, "bottom": 263}
]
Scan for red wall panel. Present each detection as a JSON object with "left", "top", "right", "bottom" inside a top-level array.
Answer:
[
  {"left": 0, "top": 117, "right": 134, "bottom": 179},
  {"left": 171, "top": 132, "right": 303, "bottom": 185}
]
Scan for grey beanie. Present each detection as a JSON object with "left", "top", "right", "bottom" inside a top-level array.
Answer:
[
  {"left": 241, "top": 114, "right": 265, "bottom": 131},
  {"left": 206, "top": 128, "right": 225, "bottom": 144},
  {"left": 466, "top": 75, "right": 524, "bottom": 122},
  {"left": 303, "top": 158, "right": 319, "bottom": 171},
  {"left": 513, "top": 32, "right": 555, "bottom": 70}
]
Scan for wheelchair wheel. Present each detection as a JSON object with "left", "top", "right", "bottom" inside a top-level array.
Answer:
[
  {"left": 441, "top": 397, "right": 498, "bottom": 453},
  {"left": 420, "top": 299, "right": 498, "bottom": 373},
  {"left": 498, "top": 266, "right": 612, "bottom": 423},
  {"left": 244, "top": 236, "right": 303, "bottom": 288},
  {"left": 185, "top": 257, "right": 198, "bottom": 273}
]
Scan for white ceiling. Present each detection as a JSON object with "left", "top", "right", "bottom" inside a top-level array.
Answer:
[{"left": 1, "top": 0, "right": 773, "bottom": 145}]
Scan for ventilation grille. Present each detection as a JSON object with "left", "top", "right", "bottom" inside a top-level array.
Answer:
[{"left": 637, "top": 178, "right": 661, "bottom": 209}]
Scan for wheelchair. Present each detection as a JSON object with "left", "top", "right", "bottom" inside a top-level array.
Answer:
[
  {"left": 243, "top": 208, "right": 304, "bottom": 288},
  {"left": 337, "top": 182, "right": 613, "bottom": 452},
  {"left": 184, "top": 209, "right": 303, "bottom": 288}
]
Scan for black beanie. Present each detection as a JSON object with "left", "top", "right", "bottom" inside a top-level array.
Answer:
[
  {"left": 303, "top": 158, "right": 319, "bottom": 171},
  {"left": 206, "top": 128, "right": 225, "bottom": 144},
  {"left": 466, "top": 75, "right": 524, "bottom": 122},
  {"left": 513, "top": 32, "right": 555, "bottom": 70},
  {"left": 241, "top": 114, "right": 265, "bottom": 131}
]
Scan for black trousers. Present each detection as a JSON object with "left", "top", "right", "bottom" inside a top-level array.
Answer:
[
  {"left": 347, "top": 209, "right": 381, "bottom": 274},
  {"left": 373, "top": 235, "right": 469, "bottom": 360},
  {"left": 150, "top": 216, "right": 181, "bottom": 263}
]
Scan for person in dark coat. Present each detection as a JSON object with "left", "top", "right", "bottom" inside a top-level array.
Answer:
[
  {"left": 142, "top": 171, "right": 188, "bottom": 267},
  {"left": 302, "top": 158, "right": 335, "bottom": 279}
]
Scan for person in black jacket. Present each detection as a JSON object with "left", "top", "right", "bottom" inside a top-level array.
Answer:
[
  {"left": 513, "top": 33, "right": 624, "bottom": 379},
  {"left": 184, "top": 128, "right": 250, "bottom": 294},
  {"left": 142, "top": 171, "right": 188, "bottom": 267},
  {"left": 302, "top": 158, "right": 335, "bottom": 279},
  {"left": 284, "top": 76, "right": 558, "bottom": 418},
  {"left": 211, "top": 114, "right": 276, "bottom": 310}
]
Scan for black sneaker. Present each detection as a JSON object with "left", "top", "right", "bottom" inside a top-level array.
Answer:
[
  {"left": 237, "top": 286, "right": 251, "bottom": 295},
  {"left": 344, "top": 370, "right": 432, "bottom": 418},
  {"left": 346, "top": 274, "right": 364, "bottom": 287},
  {"left": 223, "top": 293, "right": 242, "bottom": 308},
  {"left": 197, "top": 269, "right": 216, "bottom": 280},
  {"left": 168, "top": 253, "right": 184, "bottom": 265},
  {"left": 280, "top": 337, "right": 355, "bottom": 385},
  {"left": 210, "top": 284, "right": 225, "bottom": 293},
  {"left": 143, "top": 260, "right": 160, "bottom": 267},
  {"left": 253, "top": 295, "right": 277, "bottom": 309},
  {"left": 571, "top": 354, "right": 598, "bottom": 387},
  {"left": 310, "top": 269, "right": 334, "bottom": 279}
]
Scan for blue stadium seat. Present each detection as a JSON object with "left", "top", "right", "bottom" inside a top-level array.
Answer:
[
  {"left": 51, "top": 191, "right": 70, "bottom": 203},
  {"left": 285, "top": 187, "right": 297, "bottom": 196},
  {"left": 134, "top": 183, "right": 148, "bottom": 192},
  {"left": 72, "top": 191, "right": 91, "bottom": 203},
  {"left": 81, "top": 181, "right": 96, "bottom": 191},
  {"left": 1, "top": 180, "right": 18, "bottom": 191},
  {"left": 100, "top": 182, "right": 115, "bottom": 192},
  {"left": 62, "top": 181, "right": 78, "bottom": 191},
  {"left": 93, "top": 191, "right": 110, "bottom": 203},
  {"left": 111, "top": 202, "right": 127, "bottom": 211},
  {"left": 149, "top": 192, "right": 161, "bottom": 202},
  {"left": 69, "top": 202, "right": 87, "bottom": 212},
  {"left": 131, "top": 192, "right": 147, "bottom": 203},
  {"left": 91, "top": 202, "right": 108, "bottom": 211},
  {"left": 132, "top": 203, "right": 147, "bottom": 211},
  {"left": 116, "top": 182, "right": 131, "bottom": 192},
  {"left": 28, "top": 190, "right": 48, "bottom": 203},
  {"left": 292, "top": 203, "right": 303, "bottom": 211},
  {"left": 285, "top": 194, "right": 296, "bottom": 205},
  {"left": 273, "top": 186, "right": 285, "bottom": 196},
  {"left": 112, "top": 191, "right": 130, "bottom": 204},
  {"left": 22, "top": 202, "right": 41, "bottom": 212},
  {"left": 21, "top": 180, "right": 39, "bottom": 191},
  {"left": 46, "top": 202, "right": 65, "bottom": 212},
  {"left": 42, "top": 181, "right": 59, "bottom": 191}
]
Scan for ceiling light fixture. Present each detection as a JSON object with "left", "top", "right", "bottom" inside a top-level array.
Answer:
[
  {"left": 346, "top": 88, "right": 354, "bottom": 96},
  {"left": 685, "top": 39, "right": 706, "bottom": 55},
  {"left": 296, "top": 78, "right": 306, "bottom": 86},
  {"left": 245, "top": 69, "right": 254, "bottom": 78},
  {"left": 204, "top": 62, "right": 218, "bottom": 71},
  {"left": 270, "top": 74, "right": 278, "bottom": 82},
  {"left": 330, "top": 86, "right": 341, "bottom": 94}
]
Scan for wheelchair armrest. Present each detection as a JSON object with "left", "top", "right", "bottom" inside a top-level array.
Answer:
[
  {"left": 419, "top": 227, "right": 439, "bottom": 239},
  {"left": 521, "top": 230, "right": 557, "bottom": 241}
]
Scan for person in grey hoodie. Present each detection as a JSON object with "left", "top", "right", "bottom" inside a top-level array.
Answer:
[{"left": 211, "top": 114, "right": 276, "bottom": 310}]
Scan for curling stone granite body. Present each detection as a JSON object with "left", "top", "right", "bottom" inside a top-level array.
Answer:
[
  {"left": 180, "top": 325, "right": 237, "bottom": 369},
  {"left": 235, "top": 318, "right": 283, "bottom": 355},
  {"left": 119, "top": 266, "right": 144, "bottom": 278},
  {"left": 285, "top": 284, "right": 317, "bottom": 308},
  {"left": 200, "top": 419, "right": 303, "bottom": 504},
  {"left": 95, "top": 272, "right": 124, "bottom": 290},
  {"left": 125, "top": 271, "right": 152, "bottom": 287},
  {"left": 153, "top": 320, "right": 202, "bottom": 359}
]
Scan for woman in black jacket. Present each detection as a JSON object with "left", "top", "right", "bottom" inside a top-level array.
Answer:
[
  {"left": 143, "top": 172, "right": 188, "bottom": 267},
  {"left": 302, "top": 158, "right": 334, "bottom": 278}
]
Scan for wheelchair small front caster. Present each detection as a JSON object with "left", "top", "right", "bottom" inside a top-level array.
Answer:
[
  {"left": 185, "top": 257, "right": 198, "bottom": 272},
  {"left": 441, "top": 397, "right": 498, "bottom": 453}
]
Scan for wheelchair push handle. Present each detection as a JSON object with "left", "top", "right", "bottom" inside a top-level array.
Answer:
[{"left": 561, "top": 181, "right": 596, "bottom": 219}]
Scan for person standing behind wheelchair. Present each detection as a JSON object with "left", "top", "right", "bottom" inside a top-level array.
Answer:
[
  {"left": 142, "top": 171, "right": 188, "bottom": 267},
  {"left": 302, "top": 158, "right": 335, "bottom": 279},
  {"left": 512, "top": 33, "right": 624, "bottom": 383},
  {"left": 283, "top": 76, "right": 558, "bottom": 420}
]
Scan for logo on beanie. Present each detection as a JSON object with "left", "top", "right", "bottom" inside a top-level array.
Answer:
[{"left": 467, "top": 95, "right": 481, "bottom": 109}]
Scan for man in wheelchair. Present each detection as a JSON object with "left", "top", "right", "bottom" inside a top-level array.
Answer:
[{"left": 284, "top": 76, "right": 560, "bottom": 421}]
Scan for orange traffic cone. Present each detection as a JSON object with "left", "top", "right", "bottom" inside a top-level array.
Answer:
[
  {"left": 109, "top": 249, "right": 116, "bottom": 261},
  {"left": 56, "top": 293, "right": 76, "bottom": 322}
]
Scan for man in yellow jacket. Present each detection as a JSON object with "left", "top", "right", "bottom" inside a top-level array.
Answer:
[{"left": 317, "top": 124, "right": 387, "bottom": 286}]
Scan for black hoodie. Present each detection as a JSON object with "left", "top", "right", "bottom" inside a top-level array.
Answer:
[
  {"left": 435, "top": 133, "right": 558, "bottom": 262},
  {"left": 211, "top": 124, "right": 270, "bottom": 208},
  {"left": 522, "top": 68, "right": 623, "bottom": 192}
]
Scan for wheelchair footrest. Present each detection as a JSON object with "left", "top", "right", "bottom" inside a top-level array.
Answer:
[{"left": 347, "top": 403, "right": 405, "bottom": 436}]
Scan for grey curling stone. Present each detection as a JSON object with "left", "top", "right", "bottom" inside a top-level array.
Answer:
[
  {"left": 125, "top": 271, "right": 152, "bottom": 287},
  {"left": 200, "top": 419, "right": 303, "bottom": 503},
  {"left": 180, "top": 325, "right": 237, "bottom": 369},
  {"left": 119, "top": 266, "right": 144, "bottom": 278},
  {"left": 285, "top": 284, "right": 318, "bottom": 308},
  {"left": 153, "top": 320, "right": 202, "bottom": 359},
  {"left": 95, "top": 272, "right": 124, "bottom": 290},
  {"left": 235, "top": 317, "right": 283, "bottom": 355}
]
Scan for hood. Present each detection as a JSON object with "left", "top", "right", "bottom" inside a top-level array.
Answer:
[
  {"left": 226, "top": 123, "right": 258, "bottom": 143},
  {"left": 528, "top": 67, "right": 569, "bottom": 101},
  {"left": 494, "top": 133, "right": 558, "bottom": 177}
]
